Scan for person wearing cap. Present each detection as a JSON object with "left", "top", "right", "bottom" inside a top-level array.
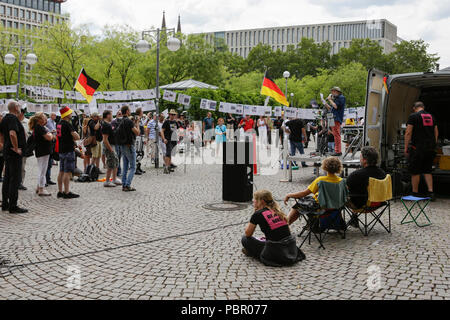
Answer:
[
  {"left": 160, "top": 109, "right": 180, "bottom": 174},
  {"left": 0, "top": 101, "right": 28, "bottom": 213},
  {"left": 56, "top": 106, "right": 80, "bottom": 199},
  {"left": 324, "top": 87, "right": 346, "bottom": 156}
]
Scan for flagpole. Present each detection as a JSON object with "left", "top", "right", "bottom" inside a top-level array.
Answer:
[{"left": 73, "top": 67, "right": 84, "bottom": 90}]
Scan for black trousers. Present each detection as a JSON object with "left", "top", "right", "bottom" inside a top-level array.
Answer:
[
  {"left": 0, "top": 155, "right": 4, "bottom": 177},
  {"left": 241, "top": 236, "right": 265, "bottom": 258},
  {"left": 2, "top": 155, "right": 23, "bottom": 209}
]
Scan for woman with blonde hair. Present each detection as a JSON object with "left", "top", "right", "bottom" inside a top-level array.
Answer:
[
  {"left": 242, "top": 190, "right": 305, "bottom": 266},
  {"left": 28, "top": 112, "right": 54, "bottom": 196}
]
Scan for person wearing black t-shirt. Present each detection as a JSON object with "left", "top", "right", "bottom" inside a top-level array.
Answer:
[
  {"left": 0, "top": 101, "right": 28, "bottom": 214},
  {"left": 101, "top": 110, "right": 121, "bottom": 188},
  {"left": 346, "top": 147, "right": 387, "bottom": 227},
  {"left": 56, "top": 106, "right": 80, "bottom": 199},
  {"left": 242, "top": 190, "right": 304, "bottom": 266},
  {"left": 161, "top": 110, "right": 180, "bottom": 174},
  {"left": 117, "top": 105, "right": 140, "bottom": 192},
  {"left": 404, "top": 102, "right": 439, "bottom": 199},
  {"left": 87, "top": 113, "right": 103, "bottom": 171},
  {"left": 285, "top": 118, "right": 307, "bottom": 167},
  {"left": 29, "top": 113, "right": 54, "bottom": 197}
]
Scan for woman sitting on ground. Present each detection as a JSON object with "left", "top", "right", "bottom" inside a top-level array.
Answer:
[
  {"left": 242, "top": 190, "right": 305, "bottom": 267},
  {"left": 284, "top": 157, "right": 343, "bottom": 225}
]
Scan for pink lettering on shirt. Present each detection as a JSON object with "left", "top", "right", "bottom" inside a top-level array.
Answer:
[
  {"left": 262, "top": 210, "right": 287, "bottom": 230},
  {"left": 421, "top": 114, "right": 433, "bottom": 127}
]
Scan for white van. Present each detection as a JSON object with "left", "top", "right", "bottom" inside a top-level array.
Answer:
[{"left": 364, "top": 68, "right": 450, "bottom": 195}]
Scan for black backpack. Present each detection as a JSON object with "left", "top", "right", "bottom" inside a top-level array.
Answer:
[
  {"left": 24, "top": 132, "right": 36, "bottom": 158},
  {"left": 85, "top": 164, "right": 99, "bottom": 182},
  {"left": 115, "top": 118, "right": 129, "bottom": 145}
]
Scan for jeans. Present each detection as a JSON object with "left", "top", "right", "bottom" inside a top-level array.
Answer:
[
  {"left": 45, "top": 155, "right": 52, "bottom": 182},
  {"left": 328, "top": 142, "right": 335, "bottom": 153},
  {"left": 120, "top": 145, "right": 136, "bottom": 187},
  {"left": 36, "top": 155, "right": 50, "bottom": 188},
  {"left": 115, "top": 144, "right": 122, "bottom": 176},
  {"left": 289, "top": 141, "right": 307, "bottom": 167},
  {"left": 331, "top": 121, "right": 342, "bottom": 153},
  {"left": 2, "top": 155, "right": 23, "bottom": 209},
  {"left": 241, "top": 236, "right": 265, "bottom": 258}
]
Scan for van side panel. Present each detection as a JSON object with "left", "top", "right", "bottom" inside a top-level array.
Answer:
[
  {"left": 386, "top": 82, "right": 421, "bottom": 148},
  {"left": 365, "top": 70, "right": 385, "bottom": 157}
]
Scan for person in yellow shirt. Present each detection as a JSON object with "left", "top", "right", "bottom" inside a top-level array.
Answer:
[
  {"left": 345, "top": 118, "right": 356, "bottom": 126},
  {"left": 284, "top": 157, "right": 343, "bottom": 225}
]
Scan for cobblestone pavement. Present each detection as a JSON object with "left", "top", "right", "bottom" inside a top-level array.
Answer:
[{"left": 0, "top": 148, "right": 449, "bottom": 300}]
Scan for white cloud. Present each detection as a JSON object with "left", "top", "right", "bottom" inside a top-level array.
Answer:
[{"left": 63, "top": 0, "right": 450, "bottom": 68}]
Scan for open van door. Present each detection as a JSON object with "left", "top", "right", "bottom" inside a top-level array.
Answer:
[{"left": 364, "top": 69, "right": 387, "bottom": 156}]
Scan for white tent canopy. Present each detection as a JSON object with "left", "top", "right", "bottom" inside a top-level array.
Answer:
[{"left": 159, "top": 79, "right": 218, "bottom": 90}]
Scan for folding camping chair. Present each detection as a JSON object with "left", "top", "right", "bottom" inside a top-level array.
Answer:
[
  {"left": 344, "top": 175, "right": 392, "bottom": 236},
  {"left": 297, "top": 180, "right": 348, "bottom": 250}
]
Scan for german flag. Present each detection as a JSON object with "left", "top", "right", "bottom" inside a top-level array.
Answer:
[
  {"left": 383, "top": 75, "right": 389, "bottom": 95},
  {"left": 74, "top": 68, "right": 100, "bottom": 103},
  {"left": 261, "top": 74, "right": 289, "bottom": 106}
]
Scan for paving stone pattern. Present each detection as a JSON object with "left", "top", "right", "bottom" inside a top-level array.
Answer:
[{"left": 0, "top": 153, "right": 449, "bottom": 300}]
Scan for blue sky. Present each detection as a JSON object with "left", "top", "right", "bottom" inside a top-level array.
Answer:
[{"left": 63, "top": 0, "right": 450, "bottom": 68}]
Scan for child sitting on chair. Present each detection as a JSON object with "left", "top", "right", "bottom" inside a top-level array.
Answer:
[{"left": 284, "top": 157, "right": 343, "bottom": 225}]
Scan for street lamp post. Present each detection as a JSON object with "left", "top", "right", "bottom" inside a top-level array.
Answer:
[
  {"left": 136, "top": 28, "right": 181, "bottom": 168},
  {"left": 4, "top": 46, "right": 38, "bottom": 100},
  {"left": 283, "top": 71, "right": 290, "bottom": 103}
]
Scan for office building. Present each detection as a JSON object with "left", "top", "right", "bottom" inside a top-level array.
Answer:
[
  {"left": 196, "top": 19, "right": 398, "bottom": 58},
  {"left": 0, "top": 0, "right": 68, "bottom": 31}
]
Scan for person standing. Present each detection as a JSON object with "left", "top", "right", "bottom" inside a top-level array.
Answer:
[
  {"left": 238, "top": 115, "right": 255, "bottom": 142},
  {"left": 116, "top": 106, "right": 139, "bottom": 192},
  {"left": 215, "top": 118, "right": 227, "bottom": 157},
  {"left": 202, "top": 112, "right": 214, "bottom": 148},
  {"left": 101, "top": 110, "right": 121, "bottom": 188},
  {"left": 161, "top": 110, "right": 180, "bottom": 174},
  {"left": 0, "top": 112, "right": 5, "bottom": 183},
  {"left": 111, "top": 110, "right": 123, "bottom": 177},
  {"left": 56, "top": 106, "right": 80, "bottom": 199},
  {"left": 45, "top": 112, "right": 57, "bottom": 186},
  {"left": 87, "top": 113, "right": 103, "bottom": 172},
  {"left": 404, "top": 102, "right": 439, "bottom": 200},
  {"left": 145, "top": 113, "right": 158, "bottom": 164},
  {"left": 273, "top": 116, "right": 284, "bottom": 148},
  {"left": 257, "top": 116, "right": 268, "bottom": 147},
  {"left": 285, "top": 118, "right": 308, "bottom": 168},
  {"left": 29, "top": 113, "right": 53, "bottom": 196},
  {"left": 19, "top": 108, "right": 28, "bottom": 191},
  {"left": 324, "top": 87, "right": 345, "bottom": 156},
  {"left": 226, "top": 113, "right": 237, "bottom": 142},
  {"left": 0, "top": 101, "right": 28, "bottom": 213}
]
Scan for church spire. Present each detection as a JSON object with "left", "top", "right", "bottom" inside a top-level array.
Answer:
[
  {"left": 161, "top": 11, "right": 166, "bottom": 30},
  {"left": 177, "top": 14, "right": 182, "bottom": 34}
]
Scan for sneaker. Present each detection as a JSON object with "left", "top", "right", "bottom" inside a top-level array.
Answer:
[
  {"left": 18, "top": 185, "right": 27, "bottom": 191},
  {"left": 9, "top": 207, "right": 28, "bottom": 214},
  {"left": 104, "top": 182, "right": 116, "bottom": 188},
  {"left": 64, "top": 192, "right": 80, "bottom": 199},
  {"left": 57, "top": 192, "right": 65, "bottom": 199},
  {"left": 135, "top": 171, "right": 143, "bottom": 176},
  {"left": 47, "top": 181, "right": 57, "bottom": 186},
  {"left": 169, "top": 167, "right": 175, "bottom": 173},
  {"left": 113, "top": 179, "right": 122, "bottom": 186}
]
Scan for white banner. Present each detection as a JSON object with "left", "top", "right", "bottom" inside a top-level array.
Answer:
[
  {"left": 163, "top": 90, "right": 177, "bottom": 102},
  {"left": 177, "top": 94, "right": 191, "bottom": 106}
]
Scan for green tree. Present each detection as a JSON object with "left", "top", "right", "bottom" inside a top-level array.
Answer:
[
  {"left": 335, "top": 38, "right": 387, "bottom": 71},
  {"left": 386, "top": 39, "right": 440, "bottom": 74}
]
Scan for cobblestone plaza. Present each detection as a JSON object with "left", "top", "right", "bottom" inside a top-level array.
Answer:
[{"left": 0, "top": 150, "right": 449, "bottom": 300}]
